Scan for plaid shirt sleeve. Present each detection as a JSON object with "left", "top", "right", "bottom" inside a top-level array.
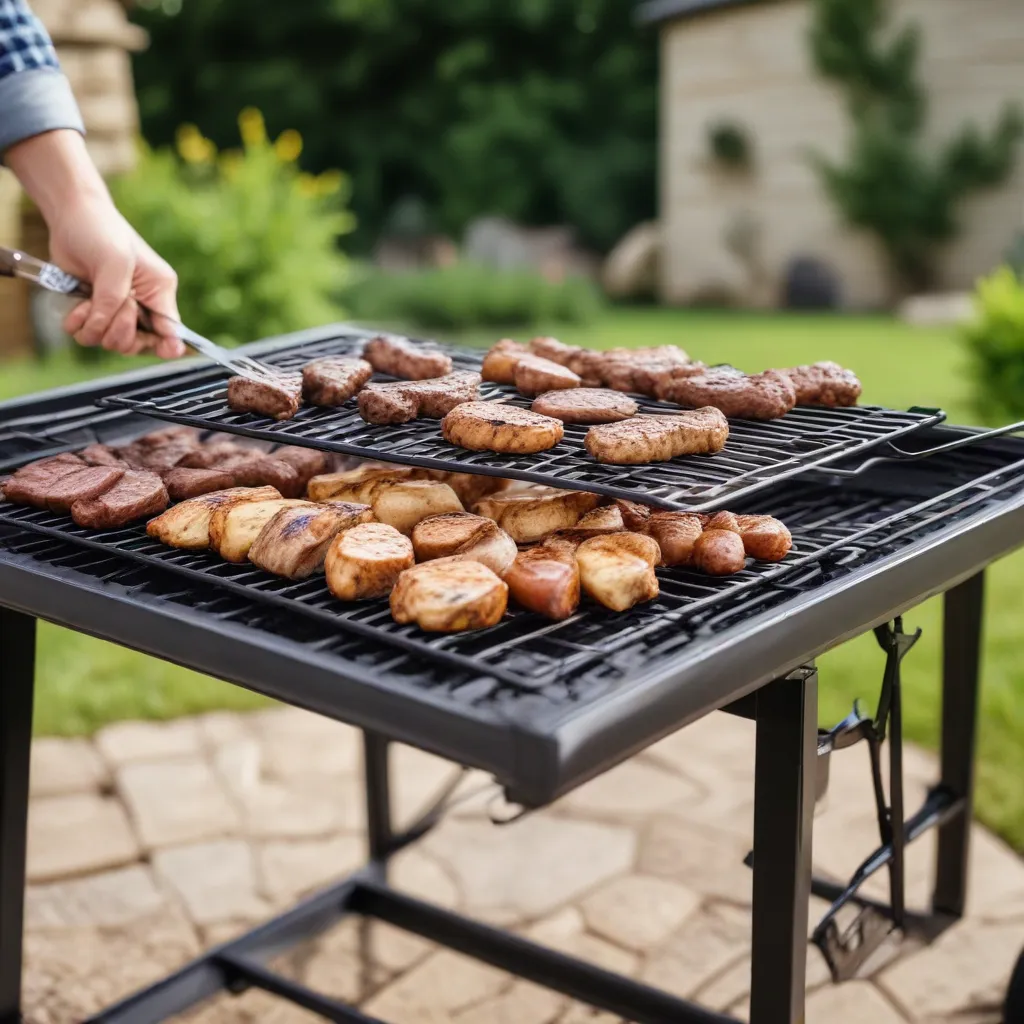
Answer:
[{"left": 0, "top": 0, "right": 84, "bottom": 154}]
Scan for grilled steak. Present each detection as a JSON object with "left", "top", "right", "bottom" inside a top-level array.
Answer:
[
  {"left": 389, "top": 558, "right": 508, "bottom": 632},
  {"left": 302, "top": 356, "right": 373, "bottom": 406},
  {"left": 227, "top": 373, "right": 303, "bottom": 421},
  {"left": 357, "top": 371, "right": 481, "bottom": 425},
  {"left": 441, "top": 402, "right": 564, "bottom": 454},
  {"left": 3, "top": 454, "right": 85, "bottom": 508},
  {"left": 362, "top": 335, "right": 452, "bottom": 380},
  {"left": 137, "top": 441, "right": 201, "bottom": 473},
  {"left": 325, "top": 522, "right": 415, "bottom": 601},
  {"left": 79, "top": 444, "right": 126, "bottom": 467},
  {"left": 177, "top": 442, "right": 250, "bottom": 469},
  {"left": 46, "top": 466, "right": 125, "bottom": 513},
  {"left": 137, "top": 426, "right": 202, "bottom": 448},
  {"left": 162, "top": 466, "right": 238, "bottom": 502},
  {"left": 531, "top": 388, "right": 637, "bottom": 424},
  {"left": 216, "top": 454, "right": 303, "bottom": 497},
  {"left": 585, "top": 409, "right": 729, "bottom": 464},
  {"left": 481, "top": 339, "right": 529, "bottom": 385},
  {"left": 655, "top": 366, "right": 797, "bottom": 420},
  {"left": 784, "top": 361, "right": 862, "bottom": 407},
  {"left": 514, "top": 354, "right": 580, "bottom": 397},
  {"left": 71, "top": 470, "right": 169, "bottom": 529}
]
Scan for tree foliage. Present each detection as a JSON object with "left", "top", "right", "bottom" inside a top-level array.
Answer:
[
  {"left": 808, "top": 0, "right": 1023, "bottom": 294},
  {"left": 128, "top": 0, "right": 658, "bottom": 254}
]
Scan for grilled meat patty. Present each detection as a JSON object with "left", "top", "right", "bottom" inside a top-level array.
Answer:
[
  {"left": 390, "top": 558, "right": 508, "bottom": 632},
  {"left": 301, "top": 356, "right": 373, "bottom": 407},
  {"left": 784, "top": 361, "right": 862, "bottom": 407},
  {"left": 514, "top": 354, "right": 581, "bottom": 397},
  {"left": 655, "top": 366, "right": 797, "bottom": 420},
  {"left": 162, "top": 467, "right": 237, "bottom": 502},
  {"left": 227, "top": 373, "right": 303, "bottom": 421},
  {"left": 441, "top": 402, "right": 564, "bottom": 454},
  {"left": 531, "top": 388, "right": 638, "bottom": 424},
  {"left": 358, "top": 371, "right": 481, "bottom": 425},
  {"left": 71, "top": 470, "right": 168, "bottom": 530},
  {"left": 585, "top": 409, "right": 729, "bottom": 464},
  {"left": 363, "top": 335, "right": 453, "bottom": 380}
]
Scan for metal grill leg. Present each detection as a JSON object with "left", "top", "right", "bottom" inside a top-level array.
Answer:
[
  {"left": 933, "top": 572, "right": 985, "bottom": 918},
  {"left": 362, "top": 732, "right": 393, "bottom": 869},
  {"left": 750, "top": 668, "right": 817, "bottom": 1024},
  {"left": 0, "top": 610, "right": 35, "bottom": 1024}
]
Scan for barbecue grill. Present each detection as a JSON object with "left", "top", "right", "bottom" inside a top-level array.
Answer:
[{"left": 1, "top": 324, "right": 1022, "bottom": 1024}]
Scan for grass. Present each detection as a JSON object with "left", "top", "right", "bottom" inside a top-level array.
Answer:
[{"left": 9, "top": 309, "right": 1024, "bottom": 851}]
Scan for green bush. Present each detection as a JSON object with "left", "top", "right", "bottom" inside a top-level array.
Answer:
[
  {"left": 964, "top": 266, "right": 1024, "bottom": 422},
  {"left": 340, "top": 263, "right": 603, "bottom": 332},
  {"left": 109, "top": 109, "right": 354, "bottom": 347}
]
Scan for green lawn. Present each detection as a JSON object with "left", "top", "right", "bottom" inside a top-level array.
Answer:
[{"left": 8, "top": 309, "right": 1024, "bottom": 851}]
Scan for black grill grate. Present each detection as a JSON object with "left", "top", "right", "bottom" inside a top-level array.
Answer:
[
  {"left": 97, "top": 333, "right": 945, "bottom": 511},
  {"left": 2, "top": 444, "right": 1021, "bottom": 711}
]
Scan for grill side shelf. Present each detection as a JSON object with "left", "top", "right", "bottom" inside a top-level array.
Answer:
[{"left": 95, "top": 333, "right": 946, "bottom": 512}]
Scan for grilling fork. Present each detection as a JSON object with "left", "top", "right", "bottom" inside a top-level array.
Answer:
[{"left": 0, "top": 245, "right": 278, "bottom": 380}]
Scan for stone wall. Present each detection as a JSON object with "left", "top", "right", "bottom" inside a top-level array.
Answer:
[{"left": 659, "top": 0, "right": 1024, "bottom": 309}]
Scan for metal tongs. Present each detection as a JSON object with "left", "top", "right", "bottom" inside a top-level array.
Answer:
[{"left": 0, "top": 245, "right": 277, "bottom": 380}]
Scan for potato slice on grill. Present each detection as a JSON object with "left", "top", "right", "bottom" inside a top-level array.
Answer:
[
  {"left": 248, "top": 501, "right": 374, "bottom": 579},
  {"left": 390, "top": 558, "right": 508, "bottom": 632},
  {"left": 576, "top": 533, "right": 660, "bottom": 612},
  {"left": 146, "top": 486, "right": 281, "bottom": 550},
  {"left": 472, "top": 486, "right": 599, "bottom": 544},
  {"left": 411, "top": 512, "right": 517, "bottom": 577},
  {"left": 209, "top": 498, "right": 314, "bottom": 563},
  {"left": 325, "top": 522, "right": 414, "bottom": 601}
]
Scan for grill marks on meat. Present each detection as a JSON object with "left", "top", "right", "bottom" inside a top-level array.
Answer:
[
  {"left": 531, "top": 388, "right": 637, "bottom": 424},
  {"left": 163, "top": 467, "right": 237, "bottom": 501},
  {"left": 585, "top": 409, "right": 729, "bottom": 464},
  {"left": 442, "top": 402, "right": 564, "bottom": 454},
  {"left": 147, "top": 486, "right": 282, "bottom": 549},
  {"left": 325, "top": 523, "right": 414, "bottom": 601},
  {"left": 655, "top": 366, "right": 797, "bottom": 420},
  {"left": 358, "top": 371, "right": 481, "bottom": 425},
  {"left": 783, "top": 361, "right": 862, "bottom": 407},
  {"left": 71, "top": 471, "right": 169, "bottom": 530},
  {"left": 363, "top": 335, "right": 453, "bottom": 380},
  {"left": 227, "top": 373, "right": 303, "bottom": 421},
  {"left": 45, "top": 466, "right": 126, "bottom": 513},
  {"left": 302, "top": 356, "right": 373, "bottom": 407}
]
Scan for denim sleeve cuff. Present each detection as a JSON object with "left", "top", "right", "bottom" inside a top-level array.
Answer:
[{"left": 0, "top": 67, "right": 84, "bottom": 155}]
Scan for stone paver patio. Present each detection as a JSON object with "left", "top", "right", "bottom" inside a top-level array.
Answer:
[{"left": 21, "top": 707, "right": 1024, "bottom": 1023}]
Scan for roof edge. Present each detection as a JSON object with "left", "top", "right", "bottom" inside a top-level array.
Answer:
[{"left": 636, "top": 0, "right": 774, "bottom": 27}]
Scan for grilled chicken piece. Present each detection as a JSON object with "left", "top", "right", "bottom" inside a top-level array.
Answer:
[
  {"left": 209, "top": 498, "right": 314, "bottom": 562},
  {"left": 473, "top": 486, "right": 599, "bottom": 544},
  {"left": 566, "top": 504, "right": 626, "bottom": 537},
  {"left": 411, "top": 512, "right": 517, "bottom": 577},
  {"left": 585, "top": 410, "right": 729, "bottom": 465},
  {"left": 71, "top": 471, "right": 169, "bottom": 530},
  {"left": 655, "top": 367, "right": 797, "bottom": 420},
  {"left": 147, "top": 486, "right": 281, "bottom": 549},
  {"left": 370, "top": 480, "right": 464, "bottom": 535},
  {"left": 227, "top": 373, "right": 303, "bottom": 421},
  {"left": 647, "top": 512, "right": 704, "bottom": 567},
  {"left": 46, "top": 466, "right": 125, "bottom": 513},
  {"left": 481, "top": 339, "right": 529, "bottom": 385},
  {"left": 531, "top": 388, "right": 638, "bottom": 424},
  {"left": 783, "top": 361, "right": 861, "bottom": 407},
  {"left": 162, "top": 467, "right": 237, "bottom": 502},
  {"left": 306, "top": 466, "right": 415, "bottom": 503},
  {"left": 692, "top": 528, "right": 747, "bottom": 575},
  {"left": 441, "top": 402, "right": 564, "bottom": 454},
  {"left": 248, "top": 502, "right": 374, "bottom": 579},
  {"left": 504, "top": 535, "right": 581, "bottom": 620},
  {"left": 390, "top": 559, "right": 508, "bottom": 632},
  {"left": 704, "top": 511, "right": 792, "bottom": 561},
  {"left": 325, "top": 522, "right": 414, "bottom": 600},
  {"left": 273, "top": 447, "right": 330, "bottom": 494},
  {"left": 358, "top": 371, "right": 481, "bottom": 425},
  {"left": 79, "top": 444, "right": 127, "bottom": 468},
  {"left": 362, "top": 335, "right": 453, "bottom": 380},
  {"left": 576, "top": 533, "right": 660, "bottom": 612},
  {"left": 514, "top": 354, "right": 580, "bottom": 397},
  {"left": 614, "top": 499, "right": 652, "bottom": 533},
  {"left": 3, "top": 454, "right": 85, "bottom": 508},
  {"left": 301, "top": 356, "right": 374, "bottom": 407}
]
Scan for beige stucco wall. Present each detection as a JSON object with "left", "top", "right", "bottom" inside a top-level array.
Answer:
[{"left": 659, "top": 0, "right": 1024, "bottom": 309}]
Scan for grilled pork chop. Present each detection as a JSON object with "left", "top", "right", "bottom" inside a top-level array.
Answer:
[
  {"left": 363, "top": 336, "right": 453, "bottom": 380},
  {"left": 576, "top": 533, "right": 660, "bottom": 611},
  {"left": 248, "top": 502, "right": 374, "bottom": 579},
  {"left": 71, "top": 471, "right": 168, "bottom": 530},
  {"left": 302, "top": 356, "right": 373, "bottom": 406},
  {"left": 147, "top": 486, "right": 281, "bottom": 549},
  {"left": 655, "top": 367, "right": 797, "bottom": 420},
  {"left": 504, "top": 535, "right": 581, "bottom": 620},
  {"left": 531, "top": 388, "right": 637, "bottom": 424},
  {"left": 441, "top": 402, "right": 564, "bottom": 454},
  {"left": 162, "top": 467, "right": 237, "bottom": 502},
  {"left": 584, "top": 409, "right": 729, "bottom": 464},
  {"left": 411, "top": 512, "right": 517, "bottom": 577},
  {"left": 325, "top": 522, "right": 414, "bottom": 601},
  {"left": 389, "top": 559, "right": 508, "bottom": 632},
  {"left": 227, "top": 373, "right": 303, "bottom": 421},
  {"left": 783, "top": 362, "right": 861, "bottom": 407},
  {"left": 357, "top": 371, "right": 481, "bottom": 425}
]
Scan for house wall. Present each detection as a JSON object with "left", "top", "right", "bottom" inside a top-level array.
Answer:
[{"left": 659, "top": 0, "right": 1024, "bottom": 308}]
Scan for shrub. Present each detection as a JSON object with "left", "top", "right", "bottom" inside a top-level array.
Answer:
[
  {"left": 340, "top": 263, "right": 603, "bottom": 332},
  {"left": 964, "top": 266, "right": 1024, "bottom": 422},
  {"left": 109, "top": 108, "right": 354, "bottom": 347}
]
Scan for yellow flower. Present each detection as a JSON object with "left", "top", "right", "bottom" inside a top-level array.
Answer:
[
  {"left": 176, "top": 124, "right": 215, "bottom": 164},
  {"left": 297, "top": 173, "right": 319, "bottom": 199},
  {"left": 220, "top": 150, "right": 244, "bottom": 181},
  {"left": 238, "top": 107, "right": 267, "bottom": 147},
  {"left": 274, "top": 129, "right": 303, "bottom": 163},
  {"left": 316, "top": 170, "right": 344, "bottom": 196}
]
